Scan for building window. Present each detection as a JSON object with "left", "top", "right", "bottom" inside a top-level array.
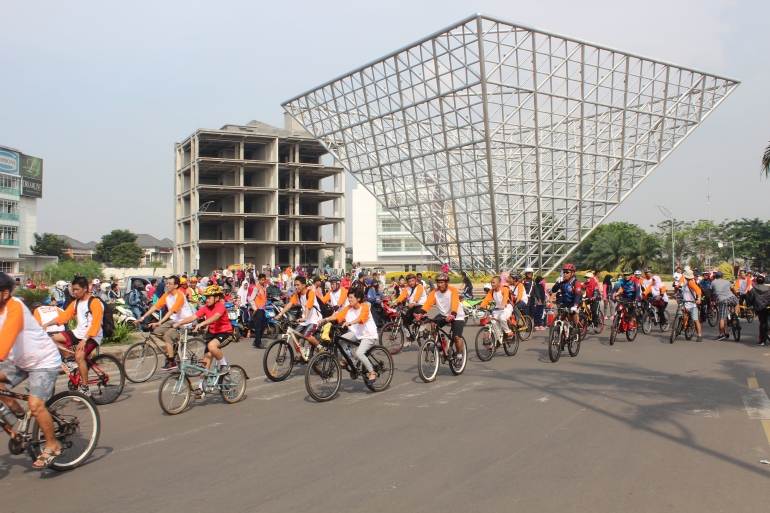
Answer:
[
  {"left": 379, "top": 218, "right": 403, "bottom": 233},
  {"left": 379, "top": 238, "right": 402, "bottom": 252},
  {"left": 0, "top": 175, "right": 20, "bottom": 195},
  {"left": 0, "top": 200, "right": 19, "bottom": 221},
  {"left": 403, "top": 239, "right": 423, "bottom": 251},
  {"left": 0, "top": 261, "right": 15, "bottom": 273},
  {"left": 0, "top": 225, "right": 17, "bottom": 243}
]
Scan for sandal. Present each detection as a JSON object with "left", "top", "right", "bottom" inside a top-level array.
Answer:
[
  {"left": 365, "top": 372, "right": 377, "bottom": 386},
  {"left": 32, "top": 447, "right": 63, "bottom": 470}
]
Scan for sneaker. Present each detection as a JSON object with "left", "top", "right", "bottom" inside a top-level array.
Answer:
[
  {"left": 697, "top": 335, "right": 702, "bottom": 342},
  {"left": 716, "top": 334, "right": 726, "bottom": 341},
  {"left": 161, "top": 359, "right": 178, "bottom": 371},
  {"left": 78, "top": 385, "right": 91, "bottom": 397},
  {"left": 63, "top": 358, "right": 78, "bottom": 373},
  {"left": 454, "top": 354, "right": 464, "bottom": 367},
  {"left": 403, "top": 339, "right": 411, "bottom": 348},
  {"left": 756, "top": 341, "right": 765, "bottom": 346},
  {"left": 301, "top": 347, "right": 310, "bottom": 360},
  {"left": 217, "top": 365, "right": 230, "bottom": 376},
  {"left": 192, "top": 388, "right": 205, "bottom": 399}
]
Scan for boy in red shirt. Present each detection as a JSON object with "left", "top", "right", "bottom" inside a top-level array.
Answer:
[{"left": 173, "top": 285, "right": 234, "bottom": 398}]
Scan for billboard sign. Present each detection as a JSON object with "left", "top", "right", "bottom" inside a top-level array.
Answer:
[
  {"left": 0, "top": 149, "right": 18, "bottom": 174},
  {"left": 18, "top": 153, "right": 43, "bottom": 198}
]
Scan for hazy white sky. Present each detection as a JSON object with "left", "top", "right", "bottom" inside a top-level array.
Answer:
[{"left": 1, "top": 0, "right": 767, "bottom": 244}]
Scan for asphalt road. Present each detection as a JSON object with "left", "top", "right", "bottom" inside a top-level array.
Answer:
[{"left": 3, "top": 309, "right": 770, "bottom": 512}]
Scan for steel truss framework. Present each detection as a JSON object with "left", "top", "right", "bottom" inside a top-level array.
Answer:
[{"left": 282, "top": 14, "right": 739, "bottom": 273}]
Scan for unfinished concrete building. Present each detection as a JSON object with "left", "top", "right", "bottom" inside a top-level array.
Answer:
[{"left": 174, "top": 115, "right": 345, "bottom": 274}]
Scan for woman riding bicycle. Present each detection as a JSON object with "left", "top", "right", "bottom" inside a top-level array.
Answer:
[
  {"left": 172, "top": 285, "right": 233, "bottom": 397},
  {"left": 319, "top": 288, "right": 378, "bottom": 385}
]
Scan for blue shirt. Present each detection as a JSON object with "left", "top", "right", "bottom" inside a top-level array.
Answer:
[{"left": 612, "top": 278, "right": 640, "bottom": 299}]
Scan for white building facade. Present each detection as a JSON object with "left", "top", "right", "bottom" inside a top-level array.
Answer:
[{"left": 351, "top": 186, "right": 438, "bottom": 272}]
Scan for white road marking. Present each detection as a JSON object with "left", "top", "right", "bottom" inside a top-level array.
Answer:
[
  {"left": 253, "top": 388, "right": 302, "bottom": 400},
  {"left": 379, "top": 380, "right": 457, "bottom": 406},
  {"left": 740, "top": 388, "right": 770, "bottom": 419},
  {"left": 345, "top": 381, "right": 412, "bottom": 404},
  {"left": 117, "top": 422, "right": 222, "bottom": 453},
  {"left": 535, "top": 396, "right": 549, "bottom": 402},
  {"left": 418, "top": 381, "right": 485, "bottom": 407}
]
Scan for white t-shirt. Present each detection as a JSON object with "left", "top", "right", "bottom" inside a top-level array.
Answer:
[
  {"left": 73, "top": 299, "right": 104, "bottom": 344},
  {"left": 341, "top": 303, "right": 378, "bottom": 340},
  {"left": 1, "top": 298, "right": 62, "bottom": 370},
  {"left": 432, "top": 288, "right": 465, "bottom": 321}
]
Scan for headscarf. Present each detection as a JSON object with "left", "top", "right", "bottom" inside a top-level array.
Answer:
[{"left": 238, "top": 280, "right": 249, "bottom": 305}]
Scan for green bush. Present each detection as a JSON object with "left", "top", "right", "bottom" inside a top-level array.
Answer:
[
  {"left": 42, "top": 259, "right": 103, "bottom": 284},
  {"left": 13, "top": 288, "right": 50, "bottom": 309},
  {"left": 102, "top": 321, "right": 135, "bottom": 346},
  {"left": 718, "top": 262, "right": 734, "bottom": 282}
]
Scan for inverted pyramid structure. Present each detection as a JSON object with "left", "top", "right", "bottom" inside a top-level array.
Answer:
[{"left": 283, "top": 14, "right": 739, "bottom": 273}]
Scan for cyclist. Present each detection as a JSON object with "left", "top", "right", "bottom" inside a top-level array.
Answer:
[
  {"left": 460, "top": 271, "right": 473, "bottom": 299},
  {"left": 734, "top": 269, "right": 752, "bottom": 318},
  {"left": 275, "top": 276, "right": 323, "bottom": 351},
  {"left": 508, "top": 273, "right": 528, "bottom": 327},
  {"left": 551, "top": 264, "right": 583, "bottom": 328},
  {"left": 126, "top": 280, "right": 148, "bottom": 320},
  {"left": 610, "top": 268, "right": 640, "bottom": 324},
  {"left": 711, "top": 271, "right": 738, "bottom": 341},
  {"left": 172, "top": 285, "right": 233, "bottom": 398},
  {"left": 392, "top": 273, "right": 427, "bottom": 344},
  {"left": 745, "top": 273, "right": 769, "bottom": 346},
  {"left": 320, "top": 288, "right": 379, "bottom": 385},
  {"left": 320, "top": 275, "right": 349, "bottom": 312},
  {"left": 480, "top": 276, "right": 514, "bottom": 340},
  {"left": 41, "top": 276, "right": 104, "bottom": 396},
  {"left": 52, "top": 280, "right": 67, "bottom": 308},
  {"left": 641, "top": 268, "right": 669, "bottom": 325},
  {"left": 248, "top": 273, "right": 268, "bottom": 349},
  {"left": 582, "top": 271, "right": 601, "bottom": 327},
  {"left": 680, "top": 269, "right": 703, "bottom": 341},
  {"left": 633, "top": 270, "right": 642, "bottom": 285},
  {"left": 672, "top": 267, "right": 683, "bottom": 292},
  {"left": 0, "top": 273, "right": 65, "bottom": 469},
  {"left": 33, "top": 303, "right": 66, "bottom": 335},
  {"left": 133, "top": 275, "right": 194, "bottom": 372},
  {"left": 698, "top": 271, "right": 713, "bottom": 314},
  {"left": 416, "top": 273, "right": 465, "bottom": 367}
]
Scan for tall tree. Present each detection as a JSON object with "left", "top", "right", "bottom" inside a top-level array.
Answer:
[
  {"left": 30, "top": 233, "right": 70, "bottom": 259},
  {"left": 95, "top": 230, "right": 144, "bottom": 266},
  {"left": 762, "top": 140, "right": 770, "bottom": 178}
]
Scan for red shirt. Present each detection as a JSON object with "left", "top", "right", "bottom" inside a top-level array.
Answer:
[
  {"left": 340, "top": 278, "right": 351, "bottom": 289},
  {"left": 195, "top": 302, "right": 232, "bottom": 334}
]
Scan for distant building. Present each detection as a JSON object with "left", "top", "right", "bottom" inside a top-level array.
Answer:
[
  {"left": 0, "top": 144, "right": 45, "bottom": 273},
  {"left": 57, "top": 235, "right": 96, "bottom": 260},
  {"left": 135, "top": 234, "right": 174, "bottom": 267},
  {"left": 173, "top": 115, "right": 345, "bottom": 274},
  {"left": 351, "top": 186, "right": 439, "bottom": 272}
]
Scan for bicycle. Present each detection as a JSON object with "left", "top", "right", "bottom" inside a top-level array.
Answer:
[
  {"left": 1, "top": 387, "right": 100, "bottom": 471},
  {"left": 461, "top": 298, "right": 486, "bottom": 326},
  {"left": 640, "top": 297, "right": 670, "bottom": 334},
  {"left": 57, "top": 343, "right": 125, "bottom": 405},
  {"left": 417, "top": 316, "right": 468, "bottom": 382},
  {"left": 304, "top": 322, "right": 394, "bottom": 402},
  {"left": 548, "top": 306, "right": 581, "bottom": 362},
  {"left": 122, "top": 327, "right": 207, "bottom": 383},
  {"left": 474, "top": 309, "right": 518, "bottom": 361},
  {"left": 669, "top": 295, "right": 696, "bottom": 344},
  {"left": 725, "top": 308, "right": 742, "bottom": 341},
  {"left": 158, "top": 328, "right": 248, "bottom": 414},
  {"left": 609, "top": 299, "right": 638, "bottom": 345},
  {"left": 378, "top": 303, "right": 425, "bottom": 355},
  {"left": 579, "top": 298, "right": 604, "bottom": 335},
  {"left": 739, "top": 303, "right": 755, "bottom": 323},
  {"left": 262, "top": 323, "right": 319, "bottom": 382},
  {"left": 508, "top": 307, "right": 534, "bottom": 341},
  {"left": 701, "top": 293, "right": 718, "bottom": 327}
]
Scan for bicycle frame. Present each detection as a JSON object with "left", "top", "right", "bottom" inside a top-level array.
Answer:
[
  {"left": 174, "top": 330, "right": 225, "bottom": 392},
  {"left": 283, "top": 327, "right": 314, "bottom": 362},
  {"left": 56, "top": 343, "right": 111, "bottom": 389},
  {"left": 0, "top": 388, "right": 33, "bottom": 440}
]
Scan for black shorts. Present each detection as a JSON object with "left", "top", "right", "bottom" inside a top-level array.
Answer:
[
  {"left": 61, "top": 330, "right": 99, "bottom": 357},
  {"left": 206, "top": 331, "right": 234, "bottom": 349},
  {"left": 434, "top": 316, "right": 465, "bottom": 337}
]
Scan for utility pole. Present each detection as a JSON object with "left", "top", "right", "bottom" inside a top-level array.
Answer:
[
  {"left": 657, "top": 205, "right": 675, "bottom": 275},
  {"left": 706, "top": 177, "right": 711, "bottom": 268}
]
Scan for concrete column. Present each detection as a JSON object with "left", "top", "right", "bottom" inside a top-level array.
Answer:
[
  {"left": 294, "top": 143, "right": 300, "bottom": 163},
  {"left": 238, "top": 244, "right": 244, "bottom": 266}
]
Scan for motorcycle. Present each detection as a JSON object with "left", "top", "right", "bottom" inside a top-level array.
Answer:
[
  {"left": 113, "top": 298, "right": 137, "bottom": 325},
  {"left": 224, "top": 301, "right": 242, "bottom": 341}
]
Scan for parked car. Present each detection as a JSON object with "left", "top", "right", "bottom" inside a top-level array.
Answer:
[{"left": 121, "top": 276, "right": 159, "bottom": 294}]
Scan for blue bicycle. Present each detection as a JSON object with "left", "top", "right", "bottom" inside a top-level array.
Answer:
[{"left": 158, "top": 328, "right": 248, "bottom": 415}]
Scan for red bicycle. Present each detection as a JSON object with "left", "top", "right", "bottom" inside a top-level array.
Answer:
[
  {"left": 57, "top": 343, "right": 126, "bottom": 405},
  {"left": 609, "top": 300, "right": 638, "bottom": 345}
]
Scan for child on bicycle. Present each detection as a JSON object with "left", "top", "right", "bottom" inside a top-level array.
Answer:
[
  {"left": 172, "top": 285, "right": 233, "bottom": 398},
  {"left": 0, "top": 272, "right": 64, "bottom": 469}
]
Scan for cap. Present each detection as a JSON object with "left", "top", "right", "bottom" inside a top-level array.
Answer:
[
  {"left": 584, "top": 272, "right": 594, "bottom": 278},
  {"left": 683, "top": 270, "right": 695, "bottom": 279}
]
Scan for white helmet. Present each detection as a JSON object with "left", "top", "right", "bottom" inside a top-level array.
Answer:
[
  {"left": 92, "top": 278, "right": 101, "bottom": 285},
  {"left": 524, "top": 267, "right": 534, "bottom": 274},
  {"left": 55, "top": 280, "right": 68, "bottom": 289},
  {"left": 100, "top": 283, "right": 111, "bottom": 292}
]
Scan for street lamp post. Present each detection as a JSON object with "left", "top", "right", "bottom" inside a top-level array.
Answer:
[
  {"left": 195, "top": 201, "right": 214, "bottom": 274},
  {"left": 657, "top": 205, "right": 675, "bottom": 275}
]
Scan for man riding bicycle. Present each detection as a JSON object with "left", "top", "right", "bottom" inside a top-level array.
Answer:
[
  {"left": 582, "top": 271, "right": 601, "bottom": 327},
  {"left": 711, "top": 271, "right": 738, "bottom": 341},
  {"left": 679, "top": 269, "right": 703, "bottom": 341},
  {"left": 275, "top": 276, "right": 323, "bottom": 351},
  {"left": 133, "top": 275, "right": 194, "bottom": 372},
  {"left": 641, "top": 267, "right": 669, "bottom": 325},
  {"left": 610, "top": 268, "right": 640, "bottom": 323},
  {"left": 416, "top": 273, "right": 465, "bottom": 368},
  {"left": 0, "top": 272, "right": 64, "bottom": 469},
  {"left": 320, "top": 275, "right": 349, "bottom": 311},
  {"left": 391, "top": 273, "right": 427, "bottom": 346},
  {"left": 172, "top": 285, "right": 233, "bottom": 398},
  {"left": 551, "top": 264, "right": 583, "bottom": 327},
  {"left": 508, "top": 273, "right": 529, "bottom": 326},
  {"left": 42, "top": 275, "right": 104, "bottom": 396},
  {"left": 480, "top": 276, "right": 514, "bottom": 340}
]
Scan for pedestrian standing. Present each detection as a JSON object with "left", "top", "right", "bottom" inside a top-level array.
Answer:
[{"left": 250, "top": 274, "right": 268, "bottom": 348}]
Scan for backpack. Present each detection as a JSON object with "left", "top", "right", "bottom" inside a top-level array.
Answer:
[
  {"left": 748, "top": 285, "right": 770, "bottom": 312},
  {"left": 309, "top": 290, "right": 333, "bottom": 318},
  {"left": 76, "top": 296, "right": 115, "bottom": 338}
]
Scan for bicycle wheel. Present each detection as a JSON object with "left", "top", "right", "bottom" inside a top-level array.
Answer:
[
  {"left": 379, "top": 321, "right": 404, "bottom": 355},
  {"left": 417, "top": 340, "right": 440, "bottom": 382},
  {"left": 591, "top": 312, "right": 605, "bottom": 334},
  {"left": 707, "top": 307, "right": 717, "bottom": 327},
  {"left": 732, "top": 316, "right": 741, "bottom": 341},
  {"left": 746, "top": 308, "right": 754, "bottom": 323},
  {"left": 27, "top": 391, "right": 100, "bottom": 471},
  {"left": 305, "top": 353, "right": 341, "bottom": 402},
  {"left": 158, "top": 373, "right": 191, "bottom": 415},
  {"left": 220, "top": 365, "right": 247, "bottom": 404},
  {"left": 448, "top": 336, "right": 467, "bottom": 375},
  {"left": 474, "top": 327, "right": 495, "bottom": 361},
  {"left": 122, "top": 341, "right": 158, "bottom": 383},
  {"left": 659, "top": 311, "right": 670, "bottom": 332},
  {"left": 609, "top": 317, "right": 619, "bottom": 346},
  {"left": 641, "top": 312, "right": 653, "bottom": 334},
  {"left": 364, "top": 345, "right": 393, "bottom": 392},
  {"left": 263, "top": 340, "right": 294, "bottom": 382},
  {"left": 577, "top": 312, "right": 588, "bottom": 340},
  {"left": 626, "top": 315, "right": 638, "bottom": 342},
  {"left": 264, "top": 322, "right": 279, "bottom": 339},
  {"left": 88, "top": 354, "right": 125, "bottom": 405},
  {"left": 503, "top": 329, "right": 519, "bottom": 356},
  {"left": 549, "top": 323, "right": 563, "bottom": 362},
  {"left": 670, "top": 315, "right": 681, "bottom": 344},
  {"left": 568, "top": 327, "right": 581, "bottom": 357},
  {"left": 179, "top": 337, "right": 207, "bottom": 377},
  {"left": 518, "top": 315, "right": 533, "bottom": 341},
  {"left": 684, "top": 321, "right": 694, "bottom": 340}
]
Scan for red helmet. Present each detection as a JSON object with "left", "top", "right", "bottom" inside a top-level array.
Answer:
[
  {"left": 405, "top": 274, "right": 417, "bottom": 281},
  {"left": 562, "top": 263, "right": 576, "bottom": 272},
  {"left": 435, "top": 273, "right": 449, "bottom": 282}
]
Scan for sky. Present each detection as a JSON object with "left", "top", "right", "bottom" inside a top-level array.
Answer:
[{"left": 0, "top": 0, "right": 768, "bottom": 245}]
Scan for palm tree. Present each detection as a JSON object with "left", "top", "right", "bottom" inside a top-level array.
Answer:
[
  {"left": 763, "top": 141, "right": 770, "bottom": 178},
  {"left": 625, "top": 234, "right": 662, "bottom": 270},
  {"left": 588, "top": 230, "right": 627, "bottom": 271}
]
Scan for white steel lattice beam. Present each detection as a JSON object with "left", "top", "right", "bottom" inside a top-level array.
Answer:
[{"left": 282, "top": 13, "right": 739, "bottom": 273}]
